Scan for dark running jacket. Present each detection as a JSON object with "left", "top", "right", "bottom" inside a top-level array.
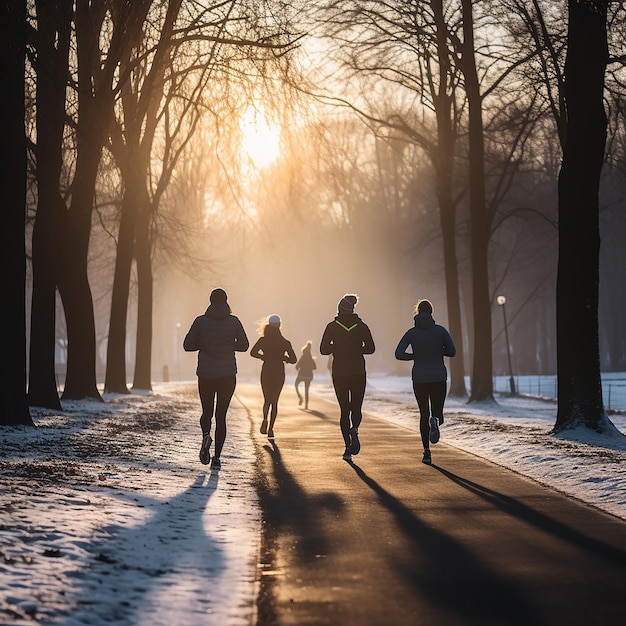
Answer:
[
  {"left": 295, "top": 351, "right": 317, "bottom": 380},
  {"left": 394, "top": 311, "right": 456, "bottom": 383},
  {"left": 319, "top": 313, "right": 375, "bottom": 377},
  {"left": 183, "top": 303, "right": 249, "bottom": 378},
  {"left": 250, "top": 332, "right": 297, "bottom": 373}
]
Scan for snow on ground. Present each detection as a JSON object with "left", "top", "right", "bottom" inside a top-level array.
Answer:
[
  {"left": 1, "top": 383, "right": 260, "bottom": 625},
  {"left": 1, "top": 374, "right": 626, "bottom": 624}
]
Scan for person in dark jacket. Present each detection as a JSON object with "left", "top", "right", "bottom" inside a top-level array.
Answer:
[
  {"left": 295, "top": 340, "right": 317, "bottom": 410},
  {"left": 395, "top": 299, "right": 456, "bottom": 465},
  {"left": 183, "top": 288, "right": 249, "bottom": 467},
  {"left": 250, "top": 314, "right": 297, "bottom": 438},
  {"left": 320, "top": 294, "right": 375, "bottom": 461}
]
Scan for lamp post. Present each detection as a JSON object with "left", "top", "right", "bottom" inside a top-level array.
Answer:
[{"left": 497, "top": 295, "right": 516, "bottom": 395}]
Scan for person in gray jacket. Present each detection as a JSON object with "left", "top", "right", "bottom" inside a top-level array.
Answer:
[
  {"left": 183, "top": 288, "right": 249, "bottom": 467},
  {"left": 395, "top": 299, "right": 456, "bottom": 465}
]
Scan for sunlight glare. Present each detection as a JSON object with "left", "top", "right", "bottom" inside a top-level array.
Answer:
[{"left": 241, "top": 107, "right": 281, "bottom": 168}]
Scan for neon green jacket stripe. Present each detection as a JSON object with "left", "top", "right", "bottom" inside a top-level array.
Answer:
[{"left": 335, "top": 320, "right": 358, "bottom": 332}]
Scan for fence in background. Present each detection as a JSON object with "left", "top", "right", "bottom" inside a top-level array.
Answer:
[{"left": 491, "top": 374, "right": 626, "bottom": 411}]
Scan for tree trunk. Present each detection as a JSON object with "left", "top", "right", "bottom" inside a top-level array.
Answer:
[
  {"left": 132, "top": 207, "right": 153, "bottom": 391},
  {"left": 432, "top": 0, "right": 467, "bottom": 397},
  {"left": 0, "top": 0, "right": 34, "bottom": 426},
  {"left": 57, "top": 140, "right": 105, "bottom": 401},
  {"left": 461, "top": 0, "right": 493, "bottom": 402},
  {"left": 104, "top": 192, "right": 135, "bottom": 394},
  {"left": 28, "top": 0, "right": 72, "bottom": 409},
  {"left": 440, "top": 191, "right": 467, "bottom": 397},
  {"left": 555, "top": 0, "right": 608, "bottom": 431}
]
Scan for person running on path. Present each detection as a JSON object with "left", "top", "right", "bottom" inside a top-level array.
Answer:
[
  {"left": 295, "top": 340, "right": 317, "bottom": 409},
  {"left": 320, "top": 294, "right": 375, "bottom": 461},
  {"left": 183, "top": 288, "right": 249, "bottom": 468},
  {"left": 250, "top": 314, "right": 297, "bottom": 438},
  {"left": 394, "top": 299, "right": 456, "bottom": 465}
]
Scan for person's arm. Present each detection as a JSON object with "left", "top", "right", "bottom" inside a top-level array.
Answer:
[
  {"left": 394, "top": 331, "right": 414, "bottom": 361},
  {"left": 250, "top": 338, "right": 264, "bottom": 360},
  {"left": 361, "top": 324, "right": 376, "bottom": 355},
  {"left": 443, "top": 329, "right": 456, "bottom": 357},
  {"left": 183, "top": 319, "right": 200, "bottom": 352},
  {"left": 284, "top": 342, "right": 297, "bottom": 364},
  {"left": 319, "top": 324, "right": 333, "bottom": 355},
  {"left": 234, "top": 319, "right": 249, "bottom": 352}
]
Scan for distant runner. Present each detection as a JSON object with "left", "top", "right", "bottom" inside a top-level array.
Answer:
[{"left": 295, "top": 340, "right": 317, "bottom": 410}]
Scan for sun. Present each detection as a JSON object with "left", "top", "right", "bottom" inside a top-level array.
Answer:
[{"left": 240, "top": 106, "right": 281, "bottom": 169}]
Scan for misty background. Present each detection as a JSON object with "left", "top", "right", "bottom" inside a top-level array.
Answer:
[{"left": 17, "top": 1, "right": 626, "bottom": 394}]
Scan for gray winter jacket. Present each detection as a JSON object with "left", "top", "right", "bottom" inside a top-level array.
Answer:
[
  {"left": 394, "top": 312, "right": 456, "bottom": 383},
  {"left": 183, "top": 303, "right": 249, "bottom": 378}
]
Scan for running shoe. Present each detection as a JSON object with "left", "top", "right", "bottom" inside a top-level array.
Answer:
[
  {"left": 342, "top": 447, "right": 352, "bottom": 461},
  {"left": 422, "top": 449, "right": 432, "bottom": 465},
  {"left": 429, "top": 416, "right": 440, "bottom": 444},
  {"left": 349, "top": 427, "right": 360, "bottom": 455},
  {"left": 199, "top": 434, "right": 212, "bottom": 465},
  {"left": 260, "top": 419, "right": 268, "bottom": 434},
  {"left": 212, "top": 457, "right": 221, "bottom": 469},
  {"left": 268, "top": 428, "right": 275, "bottom": 439}
]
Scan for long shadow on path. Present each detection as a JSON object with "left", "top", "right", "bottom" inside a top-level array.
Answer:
[
  {"left": 432, "top": 464, "right": 626, "bottom": 567},
  {"left": 255, "top": 440, "right": 346, "bottom": 625},
  {"left": 348, "top": 460, "right": 545, "bottom": 626}
]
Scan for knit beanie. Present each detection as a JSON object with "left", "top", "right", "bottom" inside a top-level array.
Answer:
[{"left": 338, "top": 294, "right": 358, "bottom": 314}]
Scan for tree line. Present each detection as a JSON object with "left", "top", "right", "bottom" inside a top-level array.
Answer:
[{"left": 2, "top": 1, "right": 624, "bottom": 435}]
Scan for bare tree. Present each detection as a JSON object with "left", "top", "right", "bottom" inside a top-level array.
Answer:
[
  {"left": 104, "top": 0, "right": 300, "bottom": 392},
  {"left": 28, "top": 0, "right": 73, "bottom": 409},
  {"left": 315, "top": 0, "right": 469, "bottom": 395},
  {"left": 55, "top": 0, "right": 152, "bottom": 400},
  {"left": 555, "top": 0, "right": 610, "bottom": 432},
  {"left": 104, "top": 0, "right": 184, "bottom": 393},
  {"left": 0, "top": 0, "right": 34, "bottom": 425}
]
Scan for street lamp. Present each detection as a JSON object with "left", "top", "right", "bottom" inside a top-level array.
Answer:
[{"left": 497, "top": 295, "right": 516, "bottom": 395}]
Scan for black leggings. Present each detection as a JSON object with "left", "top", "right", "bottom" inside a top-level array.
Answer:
[
  {"left": 412, "top": 380, "right": 447, "bottom": 449},
  {"left": 198, "top": 375, "right": 236, "bottom": 459},
  {"left": 295, "top": 376, "right": 312, "bottom": 407},
  {"left": 261, "top": 366, "right": 285, "bottom": 429},
  {"left": 332, "top": 374, "right": 366, "bottom": 447}
]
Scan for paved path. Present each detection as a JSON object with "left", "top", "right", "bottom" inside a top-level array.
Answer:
[{"left": 235, "top": 383, "right": 626, "bottom": 626}]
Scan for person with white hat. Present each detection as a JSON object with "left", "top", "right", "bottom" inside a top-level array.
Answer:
[{"left": 250, "top": 314, "right": 297, "bottom": 438}]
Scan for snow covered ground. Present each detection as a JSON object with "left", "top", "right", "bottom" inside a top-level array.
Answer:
[
  {"left": 1, "top": 374, "right": 625, "bottom": 624},
  {"left": 1, "top": 384, "right": 260, "bottom": 625}
]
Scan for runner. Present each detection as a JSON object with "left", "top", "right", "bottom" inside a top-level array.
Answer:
[
  {"left": 250, "top": 314, "right": 297, "bottom": 438},
  {"left": 183, "top": 288, "right": 249, "bottom": 467},
  {"left": 394, "top": 298, "right": 456, "bottom": 465},
  {"left": 295, "top": 340, "right": 317, "bottom": 409},
  {"left": 320, "top": 294, "right": 375, "bottom": 461}
]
